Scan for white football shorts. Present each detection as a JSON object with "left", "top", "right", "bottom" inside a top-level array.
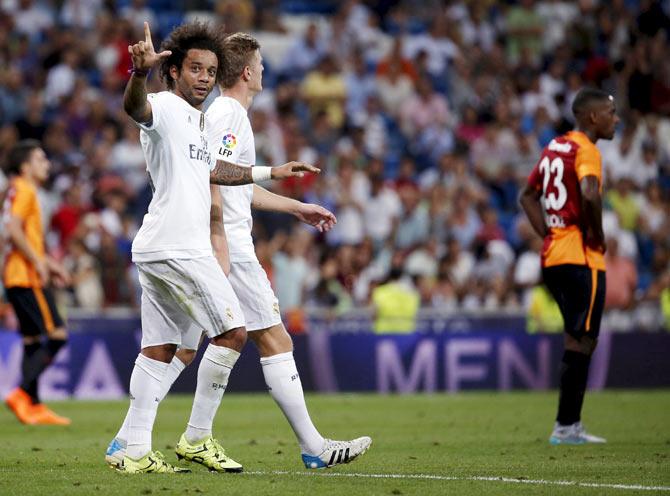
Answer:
[
  {"left": 180, "top": 259, "right": 282, "bottom": 350},
  {"left": 137, "top": 256, "right": 245, "bottom": 349},
  {"left": 228, "top": 260, "right": 282, "bottom": 332}
]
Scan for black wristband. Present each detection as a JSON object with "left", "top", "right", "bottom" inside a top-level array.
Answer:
[{"left": 129, "top": 67, "right": 150, "bottom": 77}]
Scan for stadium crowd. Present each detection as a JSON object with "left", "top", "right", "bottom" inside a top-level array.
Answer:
[{"left": 0, "top": 0, "right": 669, "bottom": 331}]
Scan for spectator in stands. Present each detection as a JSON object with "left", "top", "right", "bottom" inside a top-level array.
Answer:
[
  {"left": 7, "top": 0, "right": 54, "bottom": 40},
  {"left": 399, "top": 76, "right": 451, "bottom": 139},
  {"left": 605, "top": 237, "right": 638, "bottom": 310},
  {"left": 526, "top": 284, "right": 563, "bottom": 333},
  {"left": 301, "top": 55, "right": 347, "bottom": 129},
  {"left": 0, "top": 67, "right": 28, "bottom": 126},
  {"left": 606, "top": 177, "right": 640, "bottom": 231},
  {"left": 281, "top": 22, "right": 327, "bottom": 79},
  {"left": 376, "top": 59, "right": 415, "bottom": 120},
  {"left": 63, "top": 238, "right": 103, "bottom": 310},
  {"left": 504, "top": 0, "right": 544, "bottom": 64},
  {"left": 326, "top": 158, "right": 368, "bottom": 246},
  {"left": 44, "top": 48, "right": 80, "bottom": 108},
  {"left": 371, "top": 254, "right": 420, "bottom": 334},
  {"left": 393, "top": 183, "right": 430, "bottom": 251},
  {"left": 403, "top": 16, "right": 459, "bottom": 81},
  {"left": 272, "top": 229, "right": 313, "bottom": 314},
  {"left": 363, "top": 173, "right": 401, "bottom": 249},
  {"left": 14, "top": 92, "right": 47, "bottom": 141},
  {"left": 307, "top": 253, "right": 352, "bottom": 314},
  {"left": 344, "top": 51, "right": 376, "bottom": 122},
  {"left": 634, "top": 140, "right": 660, "bottom": 189}
]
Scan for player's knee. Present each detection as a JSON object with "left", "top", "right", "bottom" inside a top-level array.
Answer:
[
  {"left": 250, "top": 324, "right": 293, "bottom": 356},
  {"left": 141, "top": 343, "right": 178, "bottom": 363},
  {"left": 564, "top": 333, "right": 595, "bottom": 356},
  {"left": 175, "top": 348, "right": 197, "bottom": 366},
  {"left": 212, "top": 326, "right": 247, "bottom": 351},
  {"left": 49, "top": 327, "right": 68, "bottom": 340},
  {"left": 584, "top": 336, "right": 598, "bottom": 355}
]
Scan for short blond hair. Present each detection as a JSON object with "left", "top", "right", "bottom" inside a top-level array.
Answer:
[{"left": 220, "top": 32, "right": 261, "bottom": 89}]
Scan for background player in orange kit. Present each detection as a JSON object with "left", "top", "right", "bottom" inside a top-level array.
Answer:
[
  {"left": 3, "top": 140, "right": 71, "bottom": 426},
  {"left": 519, "top": 88, "right": 619, "bottom": 444}
]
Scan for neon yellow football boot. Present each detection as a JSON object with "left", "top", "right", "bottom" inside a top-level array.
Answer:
[
  {"left": 175, "top": 433, "right": 243, "bottom": 473},
  {"left": 119, "top": 450, "right": 191, "bottom": 474}
]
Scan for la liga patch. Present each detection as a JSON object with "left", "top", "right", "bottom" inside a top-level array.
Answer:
[{"left": 222, "top": 133, "right": 237, "bottom": 149}]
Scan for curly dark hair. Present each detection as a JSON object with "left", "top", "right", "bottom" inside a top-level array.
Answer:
[
  {"left": 220, "top": 32, "right": 261, "bottom": 89},
  {"left": 158, "top": 21, "right": 225, "bottom": 90}
]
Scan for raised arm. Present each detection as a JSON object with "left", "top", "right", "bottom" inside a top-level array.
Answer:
[
  {"left": 209, "top": 160, "right": 321, "bottom": 186},
  {"left": 123, "top": 22, "right": 171, "bottom": 123},
  {"left": 519, "top": 183, "right": 548, "bottom": 239},
  {"left": 579, "top": 175, "right": 605, "bottom": 253}
]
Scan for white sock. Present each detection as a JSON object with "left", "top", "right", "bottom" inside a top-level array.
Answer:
[
  {"left": 116, "top": 357, "right": 186, "bottom": 446},
  {"left": 125, "top": 354, "right": 168, "bottom": 460},
  {"left": 158, "top": 356, "right": 186, "bottom": 402},
  {"left": 261, "top": 352, "right": 325, "bottom": 455},
  {"left": 185, "top": 344, "right": 239, "bottom": 444}
]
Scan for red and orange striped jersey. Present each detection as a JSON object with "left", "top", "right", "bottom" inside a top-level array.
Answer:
[{"left": 527, "top": 131, "right": 606, "bottom": 271}]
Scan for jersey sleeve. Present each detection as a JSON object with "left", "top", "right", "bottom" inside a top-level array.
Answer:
[
  {"left": 527, "top": 159, "right": 543, "bottom": 190},
  {"left": 9, "top": 184, "right": 34, "bottom": 221},
  {"left": 575, "top": 143, "right": 602, "bottom": 183},
  {"left": 208, "top": 102, "right": 247, "bottom": 165},
  {"left": 136, "top": 92, "right": 167, "bottom": 136}
]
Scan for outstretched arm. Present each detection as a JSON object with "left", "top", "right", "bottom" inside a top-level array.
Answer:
[
  {"left": 519, "top": 183, "right": 548, "bottom": 238},
  {"left": 123, "top": 22, "right": 171, "bottom": 123},
  {"left": 209, "top": 161, "right": 321, "bottom": 186},
  {"left": 252, "top": 185, "right": 337, "bottom": 232}
]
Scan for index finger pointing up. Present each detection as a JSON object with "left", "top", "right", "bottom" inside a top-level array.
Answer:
[{"left": 144, "top": 22, "right": 153, "bottom": 47}]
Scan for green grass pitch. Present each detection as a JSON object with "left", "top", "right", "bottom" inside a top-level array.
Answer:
[{"left": 0, "top": 391, "right": 669, "bottom": 495}]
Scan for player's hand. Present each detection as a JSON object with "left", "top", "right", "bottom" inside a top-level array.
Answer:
[
  {"left": 293, "top": 203, "right": 337, "bottom": 232},
  {"left": 35, "top": 259, "right": 49, "bottom": 286},
  {"left": 128, "top": 22, "right": 171, "bottom": 72},
  {"left": 50, "top": 265, "right": 72, "bottom": 288},
  {"left": 271, "top": 161, "right": 320, "bottom": 180}
]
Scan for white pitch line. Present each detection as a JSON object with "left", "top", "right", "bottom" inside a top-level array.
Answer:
[{"left": 243, "top": 470, "right": 670, "bottom": 492}]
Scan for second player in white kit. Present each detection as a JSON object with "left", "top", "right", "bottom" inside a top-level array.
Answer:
[{"left": 197, "top": 32, "right": 371, "bottom": 470}]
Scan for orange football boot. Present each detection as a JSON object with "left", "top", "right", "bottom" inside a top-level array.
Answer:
[
  {"left": 30, "top": 404, "right": 71, "bottom": 426},
  {"left": 5, "top": 387, "right": 37, "bottom": 424}
]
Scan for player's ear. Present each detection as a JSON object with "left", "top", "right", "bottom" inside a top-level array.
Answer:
[
  {"left": 169, "top": 64, "right": 180, "bottom": 82},
  {"left": 589, "top": 109, "right": 598, "bottom": 125}
]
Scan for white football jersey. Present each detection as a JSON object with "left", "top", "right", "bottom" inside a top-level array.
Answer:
[
  {"left": 132, "top": 91, "right": 215, "bottom": 262},
  {"left": 207, "top": 95, "right": 257, "bottom": 262}
]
